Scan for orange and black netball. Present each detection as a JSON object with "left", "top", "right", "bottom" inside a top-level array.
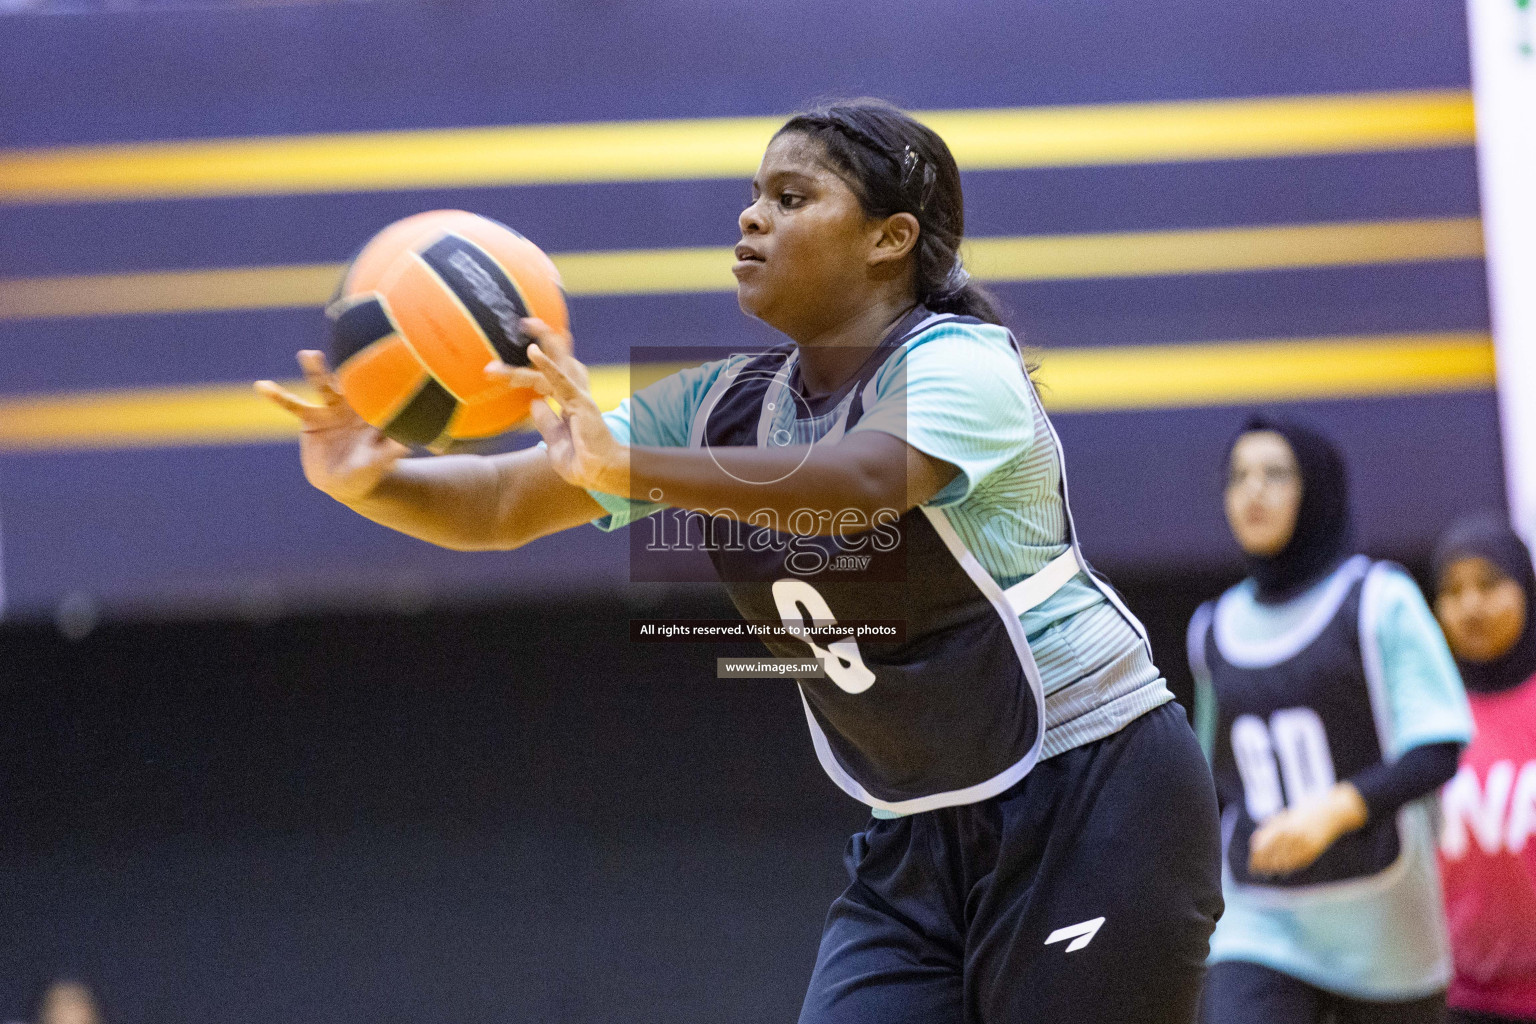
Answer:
[{"left": 326, "top": 210, "right": 568, "bottom": 447}]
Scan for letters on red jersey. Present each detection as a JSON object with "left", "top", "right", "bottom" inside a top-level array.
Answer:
[{"left": 1439, "top": 674, "right": 1536, "bottom": 1018}]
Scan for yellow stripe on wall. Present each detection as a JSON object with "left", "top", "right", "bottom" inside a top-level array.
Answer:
[
  {"left": 0, "top": 217, "right": 1485, "bottom": 320},
  {"left": 0, "top": 364, "right": 636, "bottom": 451},
  {"left": 0, "top": 263, "right": 345, "bottom": 319},
  {"left": 0, "top": 381, "right": 308, "bottom": 450},
  {"left": 0, "top": 333, "right": 1495, "bottom": 452},
  {"left": 1035, "top": 332, "right": 1496, "bottom": 412},
  {"left": 965, "top": 218, "right": 1485, "bottom": 283},
  {"left": 0, "top": 90, "right": 1475, "bottom": 204}
]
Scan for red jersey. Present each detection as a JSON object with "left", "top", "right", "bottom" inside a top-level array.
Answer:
[{"left": 1439, "top": 672, "right": 1536, "bottom": 1018}]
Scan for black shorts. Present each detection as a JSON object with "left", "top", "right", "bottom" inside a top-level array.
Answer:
[
  {"left": 1201, "top": 961, "right": 1446, "bottom": 1024},
  {"left": 799, "top": 700, "right": 1224, "bottom": 1024}
]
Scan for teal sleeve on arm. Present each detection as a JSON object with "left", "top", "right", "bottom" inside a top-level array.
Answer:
[
  {"left": 1370, "top": 566, "right": 1474, "bottom": 756},
  {"left": 1187, "top": 604, "right": 1218, "bottom": 763},
  {"left": 580, "top": 404, "right": 660, "bottom": 532},
  {"left": 847, "top": 323, "right": 1034, "bottom": 507},
  {"left": 571, "top": 357, "right": 738, "bottom": 532},
  {"left": 1194, "top": 673, "right": 1217, "bottom": 764}
]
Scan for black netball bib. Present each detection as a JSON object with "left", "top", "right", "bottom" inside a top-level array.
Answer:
[
  {"left": 1191, "top": 556, "right": 1407, "bottom": 889},
  {"left": 687, "top": 309, "right": 1052, "bottom": 812}
]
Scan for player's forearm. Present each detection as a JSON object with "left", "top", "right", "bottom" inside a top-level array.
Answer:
[
  {"left": 1348, "top": 741, "right": 1462, "bottom": 823},
  {"left": 615, "top": 443, "right": 899, "bottom": 532},
  {"left": 345, "top": 454, "right": 508, "bottom": 551}
]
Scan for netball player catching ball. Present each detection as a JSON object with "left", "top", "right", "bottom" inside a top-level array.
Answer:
[
  {"left": 257, "top": 100, "right": 1222, "bottom": 1023},
  {"left": 1191, "top": 419, "right": 1473, "bottom": 1023}
]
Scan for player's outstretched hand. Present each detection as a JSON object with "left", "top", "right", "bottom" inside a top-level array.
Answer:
[
  {"left": 255, "top": 350, "right": 409, "bottom": 504},
  {"left": 1247, "top": 781, "right": 1368, "bottom": 877},
  {"left": 488, "top": 318, "right": 626, "bottom": 495}
]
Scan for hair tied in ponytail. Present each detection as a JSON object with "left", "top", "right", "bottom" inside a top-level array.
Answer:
[
  {"left": 925, "top": 256, "right": 972, "bottom": 307},
  {"left": 940, "top": 257, "right": 971, "bottom": 294}
]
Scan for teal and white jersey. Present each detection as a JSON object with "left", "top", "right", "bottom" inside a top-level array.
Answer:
[
  {"left": 585, "top": 317, "right": 1171, "bottom": 765},
  {"left": 1191, "top": 560, "right": 1474, "bottom": 999}
]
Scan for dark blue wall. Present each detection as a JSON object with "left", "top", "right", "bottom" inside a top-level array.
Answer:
[{"left": 0, "top": 0, "right": 1501, "bottom": 621}]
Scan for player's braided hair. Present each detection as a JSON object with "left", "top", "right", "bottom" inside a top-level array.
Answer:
[{"left": 776, "top": 99, "right": 1003, "bottom": 326}]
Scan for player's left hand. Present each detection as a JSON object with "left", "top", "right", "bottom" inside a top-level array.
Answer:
[
  {"left": 488, "top": 317, "right": 627, "bottom": 495},
  {"left": 1247, "top": 781, "right": 1368, "bottom": 876}
]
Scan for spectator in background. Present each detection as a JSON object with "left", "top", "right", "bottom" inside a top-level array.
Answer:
[
  {"left": 1190, "top": 416, "right": 1471, "bottom": 1024},
  {"left": 1434, "top": 513, "right": 1536, "bottom": 1024}
]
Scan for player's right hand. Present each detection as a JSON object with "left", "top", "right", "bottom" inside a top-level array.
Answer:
[{"left": 255, "top": 350, "right": 409, "bottom": 505}]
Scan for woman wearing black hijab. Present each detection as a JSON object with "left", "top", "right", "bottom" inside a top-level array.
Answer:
[
  {"left": 1191, "top": 415, "right": 1473, "bottom": 1024},
  {"left": 1433, "top": 513, "right": 1536, "bottom": 1024}
]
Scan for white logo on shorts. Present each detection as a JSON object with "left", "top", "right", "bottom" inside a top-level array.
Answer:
[{"left": 1044, "top": 917, "right": 1105, "bottom": 953}]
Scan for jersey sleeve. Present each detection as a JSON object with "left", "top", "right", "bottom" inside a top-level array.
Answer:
[
  {"left": 847, "top": 321, "right": 1036, "bottom": 507},
  {"left": 1365, "top": 564, "right": 1474, "bottom": 757},
  {"left": 550, "top": 356, "right": 737, "bottom": 532},
  {"left": 1187, "top": 602, "right": 1218, "bottom": 764}
]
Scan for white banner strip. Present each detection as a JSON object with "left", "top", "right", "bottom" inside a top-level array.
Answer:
[{"left": 1469, "top": 0, "right": 1536, "bottom": 539}]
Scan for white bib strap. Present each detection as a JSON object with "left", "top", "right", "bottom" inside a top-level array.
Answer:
[{"left": 1003, "top": 547, "right": 1081, "bottom": 617}]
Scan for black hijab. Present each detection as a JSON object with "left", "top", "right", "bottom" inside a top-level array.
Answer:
[
  {"left": 1432, "top": 511, "right": 1536, "bottom": 694},
  {"left": 1227, "top": 415, "right": 1354, "bottom": 605}
]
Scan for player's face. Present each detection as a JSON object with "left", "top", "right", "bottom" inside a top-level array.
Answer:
[
  {"left": 1437, "top": 555, "right": 1527, "bottom": 663},
  {"left": 734, "top": 133, "right": 885, "bottom": 337},
  {"left": 1225, "top": 431, "right": 1302, "bottom": 558}
]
